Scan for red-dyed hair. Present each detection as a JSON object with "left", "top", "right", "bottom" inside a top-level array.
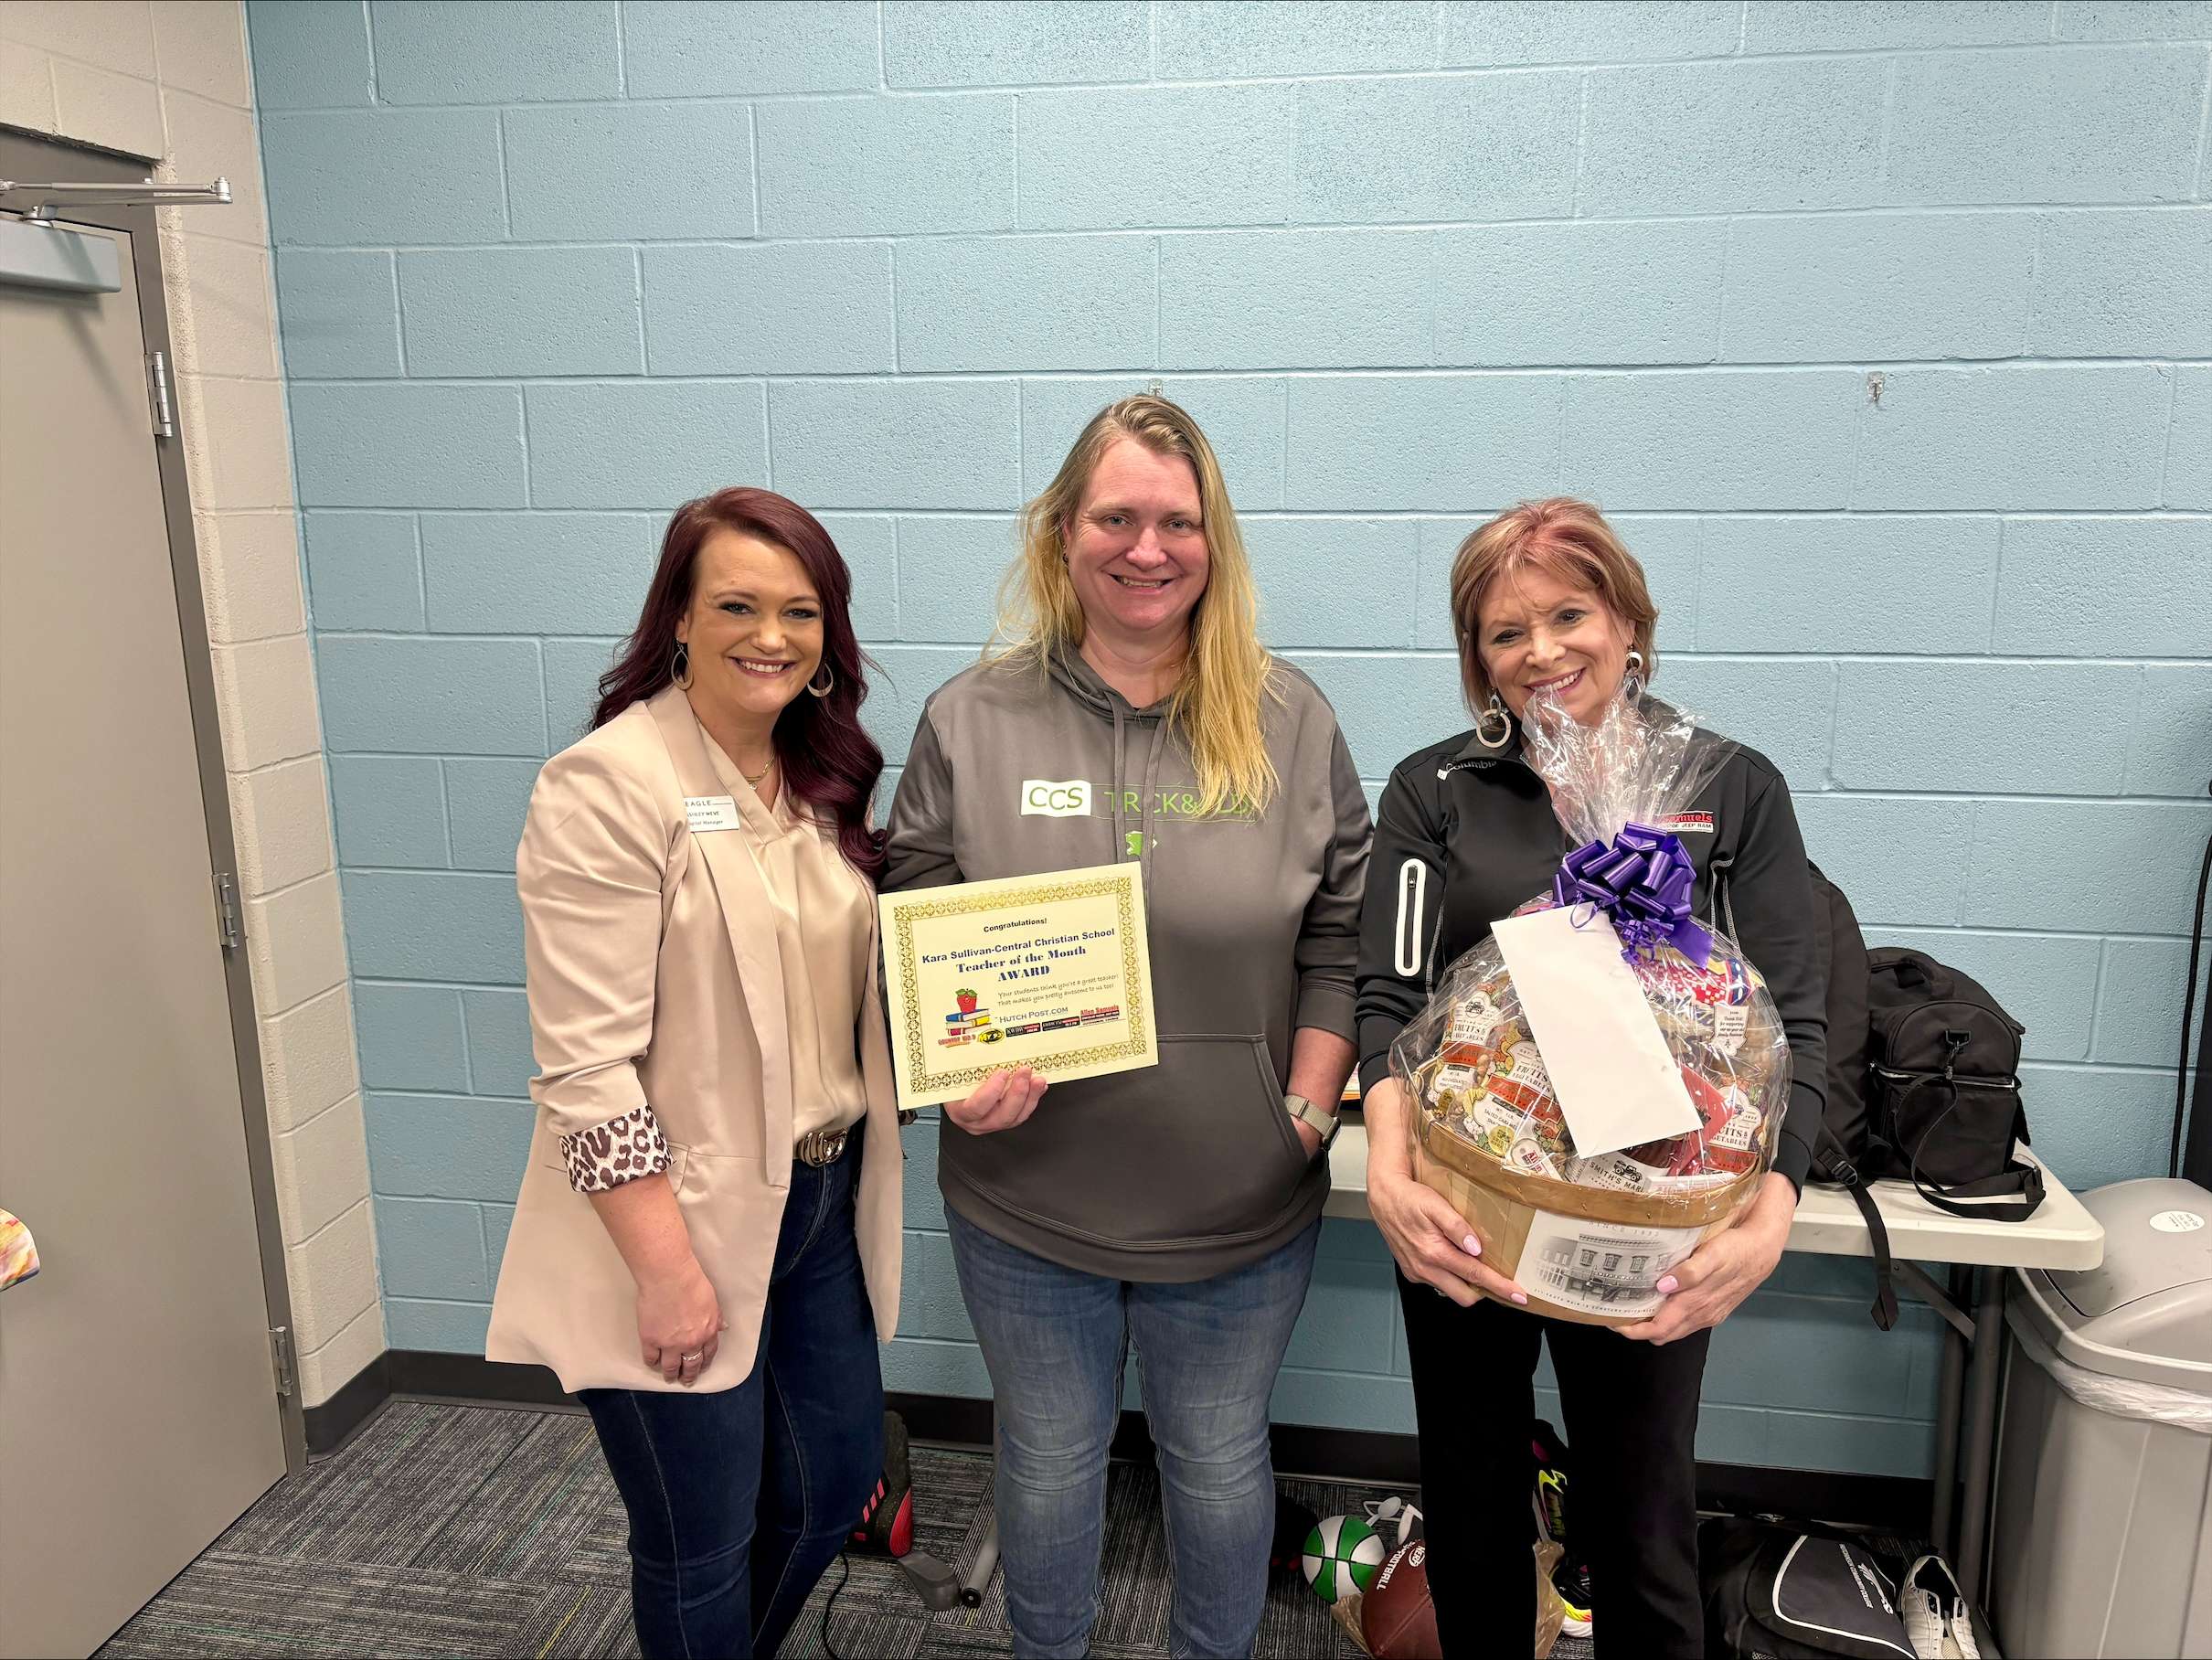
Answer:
[
  {"left": 1448, "top": 496, "right": 1660, "bottom": 715},
  {"left": 593, "top": 488, "right": 886, "bottom": 878}
]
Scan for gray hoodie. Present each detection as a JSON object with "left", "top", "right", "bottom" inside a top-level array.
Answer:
[{"left": 884, "top": 652, "right": 1372, "bottom": 1282}]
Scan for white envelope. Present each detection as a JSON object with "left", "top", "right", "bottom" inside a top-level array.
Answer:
[{"left": 1492, "top": 907, "right": 1698, "bottom": 1159}]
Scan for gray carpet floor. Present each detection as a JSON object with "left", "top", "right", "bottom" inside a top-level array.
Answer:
[{"left": 97, "top": 1399, "right": 1597, "bottom": 1658}]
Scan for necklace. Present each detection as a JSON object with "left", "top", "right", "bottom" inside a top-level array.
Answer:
[{"left": 739, "top": 753, "right": 776, "bottom": 787}]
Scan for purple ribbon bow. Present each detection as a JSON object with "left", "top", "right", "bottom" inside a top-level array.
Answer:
[{"left": 1551, "top": 821, "right": 1714, "bottom": 968}]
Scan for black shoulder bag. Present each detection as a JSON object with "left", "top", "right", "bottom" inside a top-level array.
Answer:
[{"left": 1866, "top": 949, "right": 2042, "bottom": 1222}]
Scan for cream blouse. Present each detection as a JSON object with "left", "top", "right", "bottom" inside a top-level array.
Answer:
[{"left": 700, "top": 733, "right": 872, "bottom": 1143}]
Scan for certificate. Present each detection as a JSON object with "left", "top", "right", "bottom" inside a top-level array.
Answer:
[{"left": 877, "top": 863, "right": 1157, "bottom": 1112}]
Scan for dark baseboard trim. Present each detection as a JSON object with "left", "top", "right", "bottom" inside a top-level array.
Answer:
[
  {"left": 1696, "top": 1463, "right": 1934, "bottom": 1534},
  {"left": 388, "top": 1349, "right": 580, "bottom": 1409},
  {"left": 303, "top": 1350, "right": 391, "bottom": 1457},
  {"left": 888, "top": 1390, "right": 1931, "bottom": 1531},
  {"left": 312, "top": 1361, "right": 1931, "bottom": 1530}
]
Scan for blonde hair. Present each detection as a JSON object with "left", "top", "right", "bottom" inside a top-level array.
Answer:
[
  {"left": 1449, "top": 497, "right": 1659, "bottom": 713},
  {"left": 991, "top": 394, "right": 1278, "bottom": 815}
]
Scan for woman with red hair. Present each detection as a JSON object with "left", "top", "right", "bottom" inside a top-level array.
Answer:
[
  {"left": 1355, "top": 498, "right": 1827, "bottom": 1658},
  {"left": 487, "top": 488, "right": 905, "bottom": 1659}
]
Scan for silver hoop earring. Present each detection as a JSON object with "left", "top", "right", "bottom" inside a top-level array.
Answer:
[
  {"left": 806, "top": 665, "right": 835, "bottom": 699},
  {"left": 671, "top": 642, "right": 692, "bottom": 691},
  {"left": 1474, "top": 693, "right": 1512, "bottom": 750},
  {"left": 1622, "top": 648, "right": 1645, "bottom": 697}
]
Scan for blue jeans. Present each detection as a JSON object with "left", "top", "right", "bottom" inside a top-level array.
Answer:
[
  {"left": 948, "top": 1208, "right": 1321, "bottom": 1660},
  {"left": 580, "top": 1140, "right": 882, "bottom": 1660}
]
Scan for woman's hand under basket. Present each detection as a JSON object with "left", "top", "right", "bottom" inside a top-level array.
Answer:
[
  {"left": 1363, "top": 1077, "right": 1530, "bottom": 1309},
  {"left": 1619, "top": 1170, "right": 1795, "bottom": 1345}
]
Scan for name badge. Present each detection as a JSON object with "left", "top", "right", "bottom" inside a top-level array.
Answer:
[{"left": 685, "top": 795, "right": 742, "bottom": 834}]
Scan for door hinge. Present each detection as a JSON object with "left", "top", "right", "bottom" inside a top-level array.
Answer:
[
  {"left": 213, "top": 871, "right": 243, "bottom": 950},
  {"left": 270, "top": 1326, "right": 296, "bottom": 1399},
  {"left": 145, "top": 348, "right": 174, "bottom": 439}
]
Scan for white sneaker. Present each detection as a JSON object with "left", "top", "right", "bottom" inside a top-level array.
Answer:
[
  {"left": 1900, "top": 1555, "right": 1981, "bottom": 1659},
  {"left": 1363, "top": 1495, "right": 1423, "bottom": 1550}
]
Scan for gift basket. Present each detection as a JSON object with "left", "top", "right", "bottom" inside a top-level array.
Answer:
[{"left": 1389, "top": 691, "right": 1791, "bottom": 1325}]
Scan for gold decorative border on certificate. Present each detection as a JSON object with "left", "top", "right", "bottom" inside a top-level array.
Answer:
[{"left": 890, "top": 872, "right": 1150, "bottom": 1098}]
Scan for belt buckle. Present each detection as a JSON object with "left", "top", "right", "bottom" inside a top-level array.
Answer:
[{"left": 799, "top": 1127, "right": 847, "bottom": 1167}]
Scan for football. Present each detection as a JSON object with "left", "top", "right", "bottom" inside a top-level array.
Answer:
[{"left": 1362, "top": 1540, "right": 1441, "bottom": 1660}]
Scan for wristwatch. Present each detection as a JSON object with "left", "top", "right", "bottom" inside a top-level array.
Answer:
[{"left": 1285, "top": 1092, "right": 1341, "bottom": 1152}]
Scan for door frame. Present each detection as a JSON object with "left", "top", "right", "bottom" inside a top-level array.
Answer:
[{"left": 3, "top": 126, "right": 308, "bottom": 1474}]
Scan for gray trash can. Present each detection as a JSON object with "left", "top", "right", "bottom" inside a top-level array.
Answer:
[{"left": 1989, "top": 1176, "right": 2212, "bottom": 1659}]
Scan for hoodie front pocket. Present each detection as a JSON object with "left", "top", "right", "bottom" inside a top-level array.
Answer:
[{"left": 952, "top": 1031, "right": 1313, "bottom": 1250}]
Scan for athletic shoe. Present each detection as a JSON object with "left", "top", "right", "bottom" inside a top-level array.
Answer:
[
  {"left": 1529, "top": 1421, "right": 1591, "bottom": 1639},
  {"left": 1363, "top": 1495, "right": 1424, "bottom": 1550},
  {"left": 1549, "top": 1558, "right": 1594, "bottom": 1640},
  {"left": 1900, "top": 1554, "right": 1981, "bottom": 1659}
]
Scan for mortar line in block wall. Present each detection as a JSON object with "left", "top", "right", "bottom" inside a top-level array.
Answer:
[
  {"left": 356, "top": 0, "right": 378, "bottom": 93},
  {"left": 282, "top": 356, "right": 2212, "bottom": 386},
  {"left": 745, "top": 101, "right": 761, "bottom": 239},
  {"left": 1569, "top": 69, "right": 1591, "bottom": 219},
  {"left": 1985, "top": 517, "right": 2009, "bottom": 650},
  {"left": 281, "top": 1087, "right": 360, "bottom": 1142},
  {"left": 2159, "top": 360, "right": 2183, "bottom": 505},
  {"left": 2195, "top": 42, "right": 2212, "bottom": 197},
  {"left": 296, "top": 506, "right": 2212, "bottom": 526},
  {"left": 239, "top": 39, "right": 2212, "bottom": 110},
  {"left": 760, "top": 376, "right": 775, "bottom": 490},
  {"left": 264, "top": 199, "right": 2212, "bottom": 255},
  {"left": 314, "top": 637, "right": 2212, "bottom": 665},
  {"left": 494, "top": 110, "right": 513, "bottom": 240},
  {"left": 292, "top": 1191, "right": 373, "bottom": 1253},
  {"left": 2021, "top": 215, "right": 2048, "bottom": 358},
  {"left": 248, "top": 860, "right": 351, "bottom": 906},
  {"left": 2085, "top": 938, "right": 2119, "bottom": 1059}
]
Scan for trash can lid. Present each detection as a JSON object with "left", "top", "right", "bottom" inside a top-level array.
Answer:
[{"left": 2019, "top": 1178, "right": 2212, "bottom": 1389}]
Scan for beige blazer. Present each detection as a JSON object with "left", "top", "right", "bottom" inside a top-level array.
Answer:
[{"left": 486, "top": 686, "right": 902, "bottom": 1391}]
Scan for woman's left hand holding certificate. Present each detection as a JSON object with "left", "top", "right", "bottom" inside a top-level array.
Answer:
[
  {"left": 945, "top": 1066, "right": 1049, "bottom": 1133},
  {"left": 877, "top": 863, "right": 1159, "bottom": 1114}
]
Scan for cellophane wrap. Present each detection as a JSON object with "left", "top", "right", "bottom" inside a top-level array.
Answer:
[{"left": 1388, "top": 691, "right": 1792, "bottom": 1322}]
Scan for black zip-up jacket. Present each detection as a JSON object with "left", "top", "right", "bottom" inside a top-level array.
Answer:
[{"left": 1354, "top": 720, "right": 1826, "bottom": 1192}]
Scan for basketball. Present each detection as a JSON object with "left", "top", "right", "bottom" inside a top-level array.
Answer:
[
  {"left": 1300, "top": 1513, "right": 1388, "bottom": 1605},
  {"left": 1362, "top": 1540, "right": 1441, "bottom": 1660}
]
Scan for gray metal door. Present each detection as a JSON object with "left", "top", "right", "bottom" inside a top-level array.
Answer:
[{"left": 0, "top": 218, "right": 289, "bottom": 1658}]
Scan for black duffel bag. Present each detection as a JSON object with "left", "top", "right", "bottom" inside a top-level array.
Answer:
[
  {"left": 1865, "top": 948, "right": 2042, "bottom": 1223},
  {"left": 1700, "top": 1516, "right": 1918, "bottom": 1660}
]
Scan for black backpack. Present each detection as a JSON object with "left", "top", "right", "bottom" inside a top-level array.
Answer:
[
  {"left": 1700, "top": 1517, "right": 1920, "bottom": 1660},
  {"left": 1805, "top": 868, "right": 2041, "bottom": 1329}
]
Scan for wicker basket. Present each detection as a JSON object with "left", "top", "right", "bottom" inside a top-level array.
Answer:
[{"left": 1413, "top": 1107, "right": 1754, "bottom": 1327}]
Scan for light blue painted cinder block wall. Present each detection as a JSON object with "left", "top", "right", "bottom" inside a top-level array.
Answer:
[{"left": 246, "top": 0, "right": 2212, "bottom": 1476}]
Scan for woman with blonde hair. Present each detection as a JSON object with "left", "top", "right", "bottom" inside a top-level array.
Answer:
[
  {"left": 1355, "top": 497, "right": 1827, "bottom": 1657},
  {"left": 886, "top": 394, "right": 1372, "bottom": 1658}
]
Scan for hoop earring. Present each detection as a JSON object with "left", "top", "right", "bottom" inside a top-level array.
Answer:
[
  {"left": 671, "top": 642, "right": 692, "bottom": 691},
  {"left": 1622, "top": 648, "right": 1645, "bottom": 698},
  {"left": 806, "top": 664, "right": 835, "bottom": 699},
  {"left": 1474, "top": 693, "right": 1512, "bottom": 750}
]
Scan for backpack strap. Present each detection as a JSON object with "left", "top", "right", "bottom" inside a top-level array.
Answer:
[
  {"left": 1816, "top": 1129, "right": 1898, "bottom": 1330},
  {"left": 1896, "top": 1077, "right": 2047, "bottom": 1221}
]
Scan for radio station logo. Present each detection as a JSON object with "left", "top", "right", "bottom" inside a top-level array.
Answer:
[{"left": 941, "top": 984, "right": 1124, "bottom": 1048}]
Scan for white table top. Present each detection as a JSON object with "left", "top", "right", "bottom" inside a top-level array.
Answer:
[{"left": 1324, "top": 1123, "right": 2106, "bottom": 1272}]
